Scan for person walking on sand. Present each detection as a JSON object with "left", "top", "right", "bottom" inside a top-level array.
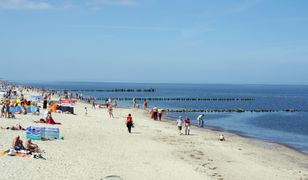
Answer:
[
  {"left": 158, "top": 109, "right": 163, "bottom": 121},
  {"left": 126, "top": 114, "right": 134, "bottom": 133},
  {"left": 184, "top": 117, "right": 191, "bottom": 135},
  {"left": 92, "top": 100, "right": 96, "bottom": 109},
  {"left": 197, "top": 114, "right": 205, "bottom": 127},
  {"left": 143, "top": 99, "right": 148, "bottom": 109},
  {"left": 108, "top": 104, "right": 114, "bottom": 118},
  {"left": 177, "top": 116, "right": 184, "bottom": 135}
]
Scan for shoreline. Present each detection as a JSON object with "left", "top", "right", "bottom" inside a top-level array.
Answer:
[{"left": 163, "top": 111, "right": 308, "bottom": 155}]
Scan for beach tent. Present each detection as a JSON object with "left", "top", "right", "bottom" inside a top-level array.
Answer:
[
  {"left": 26, "top": 127, "right": 60, "bottom": 140},
  {"left": 9, "top": 106, "right": 22, "bottom": 113}
]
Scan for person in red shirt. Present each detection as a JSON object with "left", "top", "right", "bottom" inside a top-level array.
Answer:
[
  {"left": 184, "top": 117, "right": 191, "bottom": 135},
  {"left": 126, "top": 114, "right": 134, "bottom": 133}
]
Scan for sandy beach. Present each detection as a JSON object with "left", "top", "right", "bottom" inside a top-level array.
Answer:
[{"left": 1, "top": 91, "right": 308, "bottom": 180}]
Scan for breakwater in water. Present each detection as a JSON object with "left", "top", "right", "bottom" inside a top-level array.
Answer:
[
  {"left": 55, "top": 88, "right": 156, "bottom": 92},
  {"left": 86, "top": 97, "right": 255, "bottom": 101},
  {"left": 165, "top": 108, "right": 302, "bottom": 113}
]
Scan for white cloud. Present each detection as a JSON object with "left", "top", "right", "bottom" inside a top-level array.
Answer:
[
  {"left": 89, "top": 0, "right": 136, "bottom": 6},
  {"left": 0, "top": 0, "right": 137, "bottom": 10},
  {"left": 0, "top": 0, "right": 52, "bottom": 9}
]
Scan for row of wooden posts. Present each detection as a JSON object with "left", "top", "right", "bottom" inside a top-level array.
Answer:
[
  {"left": 164, "top": 108, "right": 299, "bottom": 113},
  {"left": 91, "top": 97, "right": 256, "bottom": 101}
]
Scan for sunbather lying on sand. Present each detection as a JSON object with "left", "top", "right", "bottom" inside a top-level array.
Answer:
[
  {"left": 1, "top": 124, "right": 25, "bottom": 131},
  {"left": 34, "top": 118, "right": 47, "bottom": 123},
  {"left": 34, "top": 117, "right": 61, "bottom": 125}
]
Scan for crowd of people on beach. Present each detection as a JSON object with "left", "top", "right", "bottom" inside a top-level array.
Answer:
[
  {"left": 1, "top": 80, "right": 225, "bottom": 161},
  {"left": 128, "top": 98, "right": 214, "bottom": 137},
  {"left": 0, "top": 81, "right": 70, "bottom": 159}
]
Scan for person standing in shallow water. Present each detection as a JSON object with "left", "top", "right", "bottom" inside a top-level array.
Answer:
[
  {"left": 133, "top": 98, "right": 137, "bottom": 108},
  {"left": 197, "top": 114, "right": 205, "bottom": 127},
  {"left": 152, "top": 106, "right": 158, "bottom": 120},
  {"left": 126, "top": 114, "right": 133, "bottom": 133},
  {"left": 158, "top": 109, "right": 163, "bottom": 121}
]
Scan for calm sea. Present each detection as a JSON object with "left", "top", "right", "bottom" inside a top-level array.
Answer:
[{"left": 18, "top": 81, "right": 308, "bottom": 153}]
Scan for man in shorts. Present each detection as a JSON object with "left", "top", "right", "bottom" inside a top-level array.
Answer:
[{"left": 176, "top": 116, "right": 184, "bottom": 135}]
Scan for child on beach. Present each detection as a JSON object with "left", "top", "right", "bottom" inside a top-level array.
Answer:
[
  {"left": 219, "top": 134, "right": 225, "bottom": 141},
  {"left": 177, "top": 116, "right": 184, "bottom": 135},
  {"left": 126, "top": 114, "right": 134, "bottom": 133},
  {"left": 108, "top": 104, "right": 114, "bottom": 118},
  {"left": 85, "top": 107, "right": 88, "bottom": 116}
]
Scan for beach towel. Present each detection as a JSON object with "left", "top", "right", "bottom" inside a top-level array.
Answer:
[
  {"left": 47, "top": 117, "right": 61, "bottom": 125},
  {"left": 58, "top": 105, "right": 74, "bottom": 114},
  {"left": 15, "top": 152, "right": 32, "bottom": 158},
  {"left": 0, "top": 151, "right": 7, "bottom": 156},
  {"left": 61, "top": 100, "right": 76, "bottom": 106}
]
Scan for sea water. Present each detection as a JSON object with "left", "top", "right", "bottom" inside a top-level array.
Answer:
[{"left": 18, "top": 81, "right": 308, "bottom": 153}]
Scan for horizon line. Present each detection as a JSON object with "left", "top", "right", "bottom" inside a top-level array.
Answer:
[{"left": 5, "top": 79, "right": 308, "bottom": 87}]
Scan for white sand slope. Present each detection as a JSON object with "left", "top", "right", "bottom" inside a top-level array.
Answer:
[{"left": 1, "top": 99, "right": 308, "bottom": 180}]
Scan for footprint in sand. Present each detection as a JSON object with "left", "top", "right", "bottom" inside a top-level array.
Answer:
[
  {"left": 211, "top": 173, "right": 218, "bottom": 177},
  {"left": 102, "top": 175, "right": 123, "bottom": 180},
  {"left": 209, "top": 167, "right": 217, "bottom": 170},
  {"left": 201, "top": 163, "right": 210, "bottom": 167}
]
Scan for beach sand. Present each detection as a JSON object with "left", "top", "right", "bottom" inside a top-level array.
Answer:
[{"left": 1, "top": 94, "right": 308, "bottom": 180}]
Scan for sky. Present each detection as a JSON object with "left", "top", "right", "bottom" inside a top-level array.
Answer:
[{"left": 0, "top": 0, "right": 308, "bottom": 85}]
